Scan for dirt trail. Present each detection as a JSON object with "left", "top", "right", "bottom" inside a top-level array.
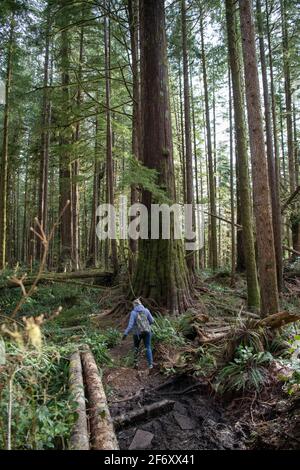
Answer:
[{"left": 103, "top": 338, "right": 248, "bottom": 450}]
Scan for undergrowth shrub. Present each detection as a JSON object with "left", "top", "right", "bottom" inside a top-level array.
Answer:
[
  {"left": 152, "top": 314, "right": 186, "bottom": 346},
  {"left": 0, "top": 342, "right": 77, "bottom": 449},
  {"left": 215, "top": 345, "right": 273, "bottom": 394}
]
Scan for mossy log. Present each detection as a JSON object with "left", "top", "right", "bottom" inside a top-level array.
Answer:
[
  {"left": 81, "top": 349, "right": 119, "bottom": 450},
  {"left": 113, "top": 399, "right": 175, "bottom": 430}
]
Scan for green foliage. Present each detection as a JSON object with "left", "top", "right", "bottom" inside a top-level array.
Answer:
[
  {"left": 193, "top": 346, "right": 218, "bottom": 378},
  {"left": 215, "top": 345, "right": 273, "bottom": 394},
  {"left": 0, "top": 342, "right": 78, "bottom": 449},
  {"left": 152, "top": 314, "right": 186, "bottom": 346},
  {"left": 120, "top": 157, "right": 172, "bottom": 204}
]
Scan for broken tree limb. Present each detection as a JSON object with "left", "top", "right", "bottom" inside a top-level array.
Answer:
[
  {"left": 281, "top": 186, "right": 300, "bottom": 213},
  {"left": 283, "top": 245, "right": 300, "bottom": 257},
  {"left": 257, "top": 311, "right": 300, "bottom": 329},
  {"left": 203, "top": 210, "right": 243, "bottom": 230},
  {"left": 81, "top": 349, "right": 119, "bottom": 450},
  {"left": 69, "top": 351, "right": 89, "bottom": 450},
  {"left": 113, "top": 399, "right": 175, "bottom": 430}
]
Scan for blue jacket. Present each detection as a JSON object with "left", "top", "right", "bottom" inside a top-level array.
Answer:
[{"left": 124, "top": 304, "right": 154, "bottom": 336}]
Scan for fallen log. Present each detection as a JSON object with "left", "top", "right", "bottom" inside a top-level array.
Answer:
[
  {"left": 257, "top": 311, "right": 300, "bottom": 329},
  {"left": 113, "top": 399, "right": 175, "bottom": 430},
  {"left": 1, "top": 270, "right": 114, "bottom": 289},
  {"left": 81, "top": 349, "right": 119, "bottom": 450},
  {"left": 69, "top": 351, "right": 89, "bottom": 450},
  {"left": 196, "top": 311, "right": 300, "bottom": 346}
]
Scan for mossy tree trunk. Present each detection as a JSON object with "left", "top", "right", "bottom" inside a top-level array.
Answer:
[{"left": 133, "top": 0, "right": 192, "bottom": 314}]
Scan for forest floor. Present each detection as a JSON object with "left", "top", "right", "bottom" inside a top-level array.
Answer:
[{"left": 0, "top": 266, "right": 300, "bottom": 450}]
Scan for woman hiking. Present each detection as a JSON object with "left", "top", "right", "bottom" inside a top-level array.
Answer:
[{"left": 122, "top": 299, "right": 154, "bottom": 369}]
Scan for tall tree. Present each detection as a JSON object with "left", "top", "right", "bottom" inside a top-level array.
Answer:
[
  {"left": 256, "top": 0, "right": 282, "bottom": 291},
  {"left": 225, "top": 0, "right": 260, "bottom": 310},
  {"left": 0, "top": 14, "right": 14, "bottom": 270},
  {"left": 133, "top": 0, "right": 192, "bottom": 314},
  {"left": 104, "top": 1, "right": 119, "bottom": 273},
  {"left": 58, "top": 5, "right": 72, "bottom": 271},
  {"left": 37, "top": 3, "right": 51, "bottom": 261},
  {"left": 181, "top": 0, "right": 195, "bottom": 272},
  {"left": 200, "top": 14, "right": 218, "bottom": 270},
  {"left": 238, "top": 0, "right": 279, "bottom": 315},
  {"left": 281, "top": 0, "right": 300, "bottom": 253}
]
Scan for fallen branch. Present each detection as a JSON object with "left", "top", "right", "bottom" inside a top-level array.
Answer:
[
  {"left": 3, "top": 270, "right": 114, "bottom": 290},
  {"left": 283, "top": 245, "right": 300, "bottom": 257},
  {"left": 204, "top": 210, "right": 243, "bottom": 230},
  {"left": 81, "top": 349, "right": 119, "bottom": 450},
  {"left": 281, "top": 185, "right": 300, "bottom": 213},
  {"left": 257, "top": 311, "right": 300, "bottom": 329},
  {"left": 69, "top": 351, "right": 89, "bottom": 450},
  {"left": 113, "top": 399, "right": 175, "bottom": 430}
]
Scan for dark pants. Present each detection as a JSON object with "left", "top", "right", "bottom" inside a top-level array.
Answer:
[{"left": 133, "top": 332, "right": 153, "bottom": 366}]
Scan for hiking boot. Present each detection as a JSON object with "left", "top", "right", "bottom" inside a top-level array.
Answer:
[{"left": 148, "top": 364, "right": 153, "bottom": 369}]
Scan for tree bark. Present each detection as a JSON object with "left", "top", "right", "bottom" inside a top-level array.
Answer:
[
  {"left": 238, "top": 0, "right": 279, "bottom": 316},
  {"left": 69, "top": 351, "right": 89, "bottom": 450},
  {"left": 81, "top": 350, "right": 119, "bottom": 450}
]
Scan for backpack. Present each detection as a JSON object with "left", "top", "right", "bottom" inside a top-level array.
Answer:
[{"left": 135, "top": 309, "right": 151, "bottom": 335}]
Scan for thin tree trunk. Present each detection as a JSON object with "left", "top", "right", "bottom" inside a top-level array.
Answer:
[
  {"left": 0, "top": 15, "right": 14, "bottom": 270},
  {"left": 200, "top": 15, "right": 218, "bottom": 270},
  {"left": 37, "top": 5, "right": 51, "bottom": 262},
  {"left": 181, "top": 0, "right": 195, "bottom": 272}
]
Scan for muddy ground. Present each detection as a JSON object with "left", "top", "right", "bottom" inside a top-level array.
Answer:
[{"left": 102, "top": 332, "right": 300, "bottom": 451}]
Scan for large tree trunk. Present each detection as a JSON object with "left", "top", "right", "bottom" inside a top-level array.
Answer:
[
  {"left": 238, "top": 0, "right": 279, "bottom": 316},
  {"left": 133, "top": 0, "right": 192, "bottom": 314},
  {"left": 0, "top": 15, "right": 14, "bottom": 270},
  {"left": 200, "top": 15, "right": 218, "bottom": 271},
  {"left": 225, "top": 0, "right": 260, "bottom": 310},
  {"left": 127, "top": 0, "right": 141, "bottom": 273},
  {"left": 256, "top": 0, "right": 283, "bottom": 291}
]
